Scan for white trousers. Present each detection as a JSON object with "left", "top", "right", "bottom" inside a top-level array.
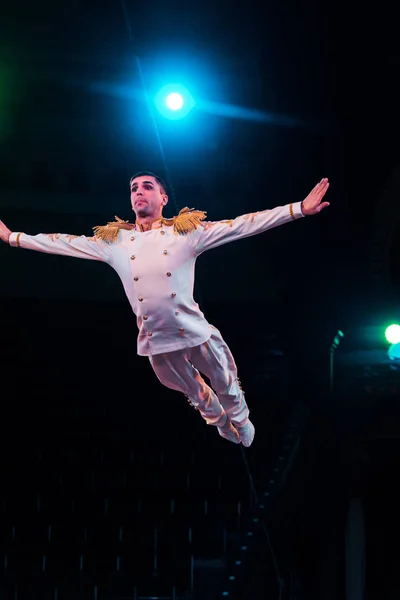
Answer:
[{"left": 149, "top": 327, "right": 249, "bottom": 428}]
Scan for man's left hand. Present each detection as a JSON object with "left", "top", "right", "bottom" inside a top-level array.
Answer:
[{"left": 301, "top": 178, "right": 330, "bottom": 216}]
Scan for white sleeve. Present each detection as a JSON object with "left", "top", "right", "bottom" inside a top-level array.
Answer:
[
  {"left": 9, "top": 231, "right": 112, "bottom": 263},
  {"left": 193, "top": 202, "right": 304, "bottom": 255}
]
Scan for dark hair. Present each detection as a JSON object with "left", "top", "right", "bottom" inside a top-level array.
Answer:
[{"left": 130, "top": 171, "right": 167, "bottom": 194}]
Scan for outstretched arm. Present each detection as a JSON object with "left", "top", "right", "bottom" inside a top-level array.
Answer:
[
  {"left": 193, "top": 178, "right": 330, "bottom": 255},
  {"left": 0, "top": 219, "right": 111, "bottom": 263}
]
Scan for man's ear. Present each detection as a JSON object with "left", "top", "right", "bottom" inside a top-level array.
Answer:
[{"left": 163, "top": 195, "right": 168, "bottom": 206}]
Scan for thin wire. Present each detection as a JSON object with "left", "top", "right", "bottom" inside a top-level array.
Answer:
[
  {"left": 240, "top": 445, "right": 259, "bottom": 505},
  {"left": 240, "top": 445, "right": 284, "bottom": 594},
  {"left": 120, "top": 0, "right": 179, "bottom": 214}
]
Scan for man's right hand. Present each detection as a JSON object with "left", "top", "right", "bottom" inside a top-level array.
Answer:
[{"left": 0, "top": 220, "right": 12, "bottom": 244}]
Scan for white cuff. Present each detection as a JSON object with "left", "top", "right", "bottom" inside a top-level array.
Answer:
[
  {"left": 290, "top": 202, "right": 305, "bottom": 220},
  {"left": 9, "top": 232, "right": 23, "bottom": 247}
]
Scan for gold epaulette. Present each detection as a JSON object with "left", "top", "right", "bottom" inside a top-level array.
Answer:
[
  {"left": 92, "top": 216, "right": 134, "bottom": 243},
  {"left": 93, "top": 207, "right": 207, "bottom": 242},
  {"left": 163, "top": 207, "right": 207, "bottom": 235}
]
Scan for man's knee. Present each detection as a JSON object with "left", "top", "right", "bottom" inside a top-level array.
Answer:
[{"left": 213, "top": 374, "right": 243, "bottom": 397}]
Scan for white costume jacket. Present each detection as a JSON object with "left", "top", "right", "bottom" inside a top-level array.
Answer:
[{"left": 10, "top": 202, "right": 304, "bottom": 356}]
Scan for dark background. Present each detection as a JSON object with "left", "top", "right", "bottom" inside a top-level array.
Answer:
[{"left": 1, "top": 1, "right": 400, "bottom": 598}]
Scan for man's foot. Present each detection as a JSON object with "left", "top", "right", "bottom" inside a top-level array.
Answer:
[
  {"left": 236, "top": 420, "right": 255, "bottom": 447},
  {"left": 217, "top": 420, "right": 241, "bottom": 444}
]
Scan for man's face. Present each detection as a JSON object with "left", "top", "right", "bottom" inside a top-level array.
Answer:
[{"left": 130, "top": 176, "right": 168, "bottom": 219}]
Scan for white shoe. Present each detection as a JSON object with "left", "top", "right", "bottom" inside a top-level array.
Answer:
[
  {"left": 217, "top": 420, "right": 241, "bottom": 444},
  {"left": 237, "top": 420, "right": 255, "bottom": 447}
]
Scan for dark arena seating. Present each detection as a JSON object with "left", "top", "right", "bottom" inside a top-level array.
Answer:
[{"left": 0, "top": 297, "right": 306, "bottom": 600}]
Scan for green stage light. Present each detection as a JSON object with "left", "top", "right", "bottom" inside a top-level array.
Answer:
[{"left": 385, "top": 324, "right": 400, "bottom": 344}]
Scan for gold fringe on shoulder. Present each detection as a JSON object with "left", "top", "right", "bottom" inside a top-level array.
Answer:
[
  {"left": 93, "top": 216, "right": 134, "bottom": 243},
  {"left": 164, "top": 207, "right": 207, "bottom": 235},
  {"left": 93, "top": 208, "right": 207, "bottom": 242}
]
